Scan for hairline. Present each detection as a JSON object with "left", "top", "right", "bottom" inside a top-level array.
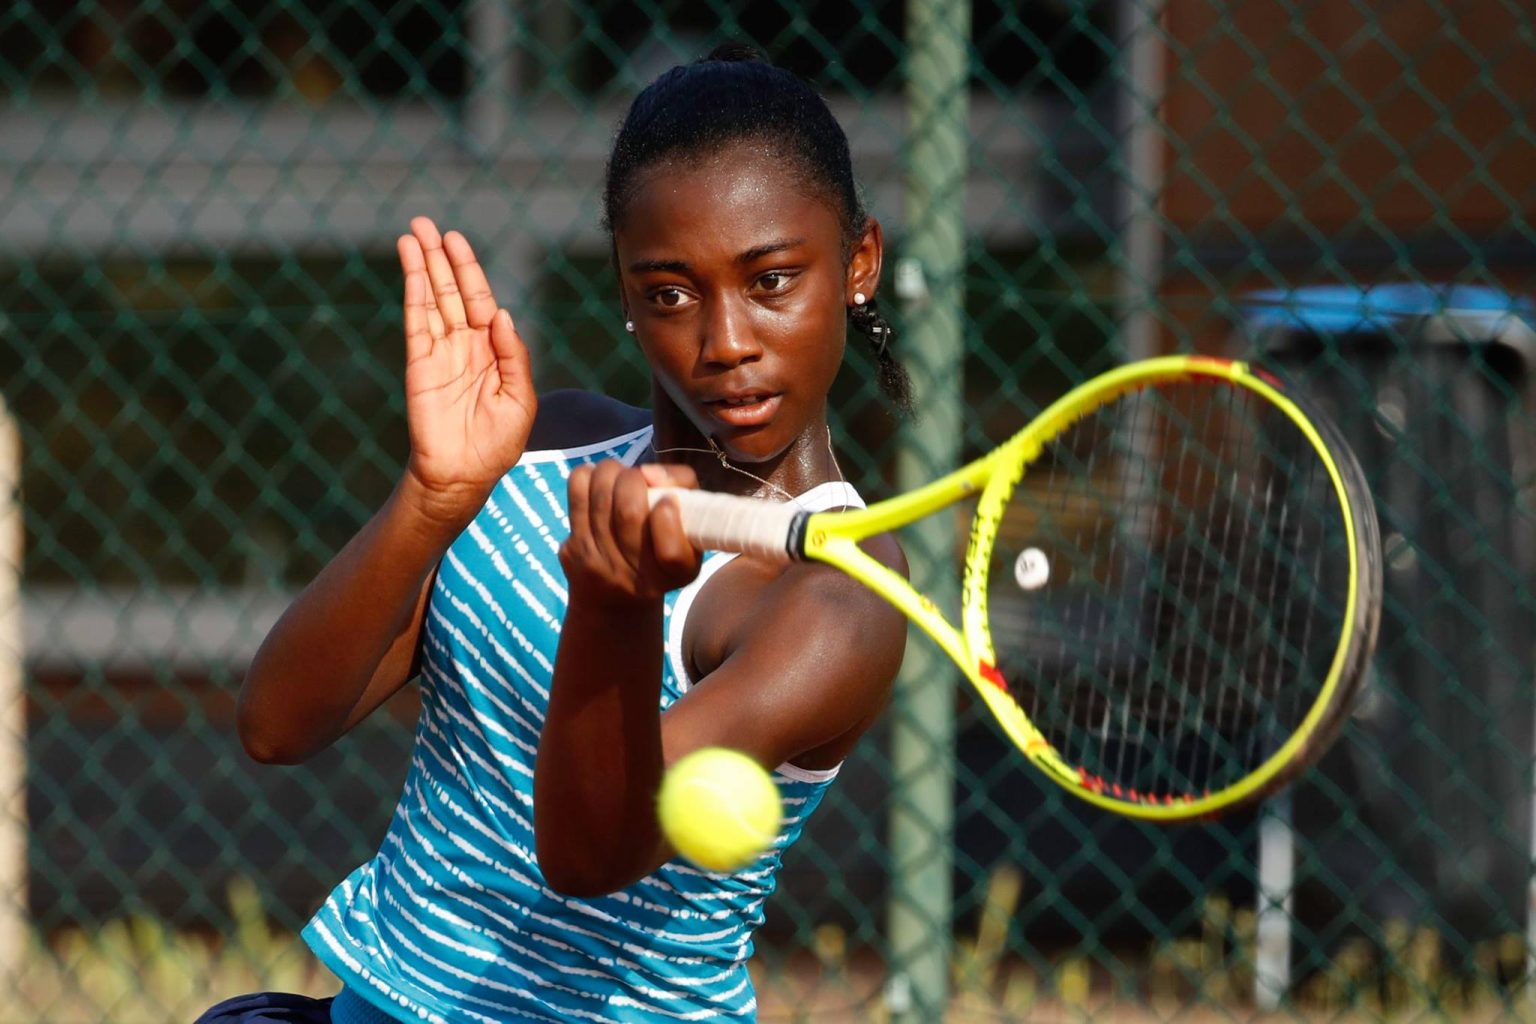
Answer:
[{"left": 605, "top": 136, "right": 865, "bottom": 263}]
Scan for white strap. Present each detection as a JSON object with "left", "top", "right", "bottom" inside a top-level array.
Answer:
[{"left": 647, "top": 488, "right": 801, "bottom": 562}]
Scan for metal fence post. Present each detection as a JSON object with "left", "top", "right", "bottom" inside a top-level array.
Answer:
[
  {"left": 886, "top": 1, "right": 969, "bottom": 1020},
  {"left": 0, "top": 399, "right": 23, "bottom": 989}
]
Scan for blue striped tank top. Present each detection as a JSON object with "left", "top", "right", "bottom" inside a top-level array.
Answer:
[{"left": 302, "top": 426, "right": 864, "bottom": 1023}]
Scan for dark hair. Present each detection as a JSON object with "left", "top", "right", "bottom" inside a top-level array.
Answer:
[{"left": 603, "top": 43, "right": 915, "bottom": 418}]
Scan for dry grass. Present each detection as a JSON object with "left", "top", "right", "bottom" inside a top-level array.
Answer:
[
  {"left": 11, "top": 874, "right": 1535, "bottom": 1023},
  {"left": 754, "top": 870, "right": 1536, "bottom": 1023},
  {"left": 16, "top": 879, "right": 332, "bottom": 1022}
]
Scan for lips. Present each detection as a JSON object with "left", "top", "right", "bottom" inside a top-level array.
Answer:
[{"left": 702, "top": 391, "right": 783, "bottom": 428}]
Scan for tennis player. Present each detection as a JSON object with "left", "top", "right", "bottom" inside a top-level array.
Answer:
[{"left": 198, "top": 44, "right": 910, "bottom": 1024}]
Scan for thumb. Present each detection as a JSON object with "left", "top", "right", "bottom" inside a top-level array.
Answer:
[
  {"left": 640, "top": 462, "right": 700, "bottom": 490},
  {"left": 489, "top": 309, "right": 534, "bottom": 399}
]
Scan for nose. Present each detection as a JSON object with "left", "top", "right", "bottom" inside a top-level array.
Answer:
[{"left": 698, "top": 294, "right": 762, "bottom": 369}]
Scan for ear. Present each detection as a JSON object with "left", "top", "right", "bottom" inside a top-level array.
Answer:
[{"left": 845, "top": 217, "right": 884, "bottom": 304}]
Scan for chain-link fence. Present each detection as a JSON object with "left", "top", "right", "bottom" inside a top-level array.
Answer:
[{"left": 3, "top": 1, "right": 1535, "bottom": 1020}]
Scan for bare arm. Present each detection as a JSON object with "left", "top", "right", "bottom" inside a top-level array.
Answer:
[
  {"left": 534, "top": 461, "right": 905, "bottom": 896},
  {"left": 238, "top": 217, "right": 536, "bottom": 763},
  {"left": 237, "top": 474, "right": 467, "bottom": 764}
]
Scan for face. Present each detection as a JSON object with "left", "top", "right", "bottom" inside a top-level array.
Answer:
[{"left": 613, "top": 142, "right": 878, "bottom": 464}]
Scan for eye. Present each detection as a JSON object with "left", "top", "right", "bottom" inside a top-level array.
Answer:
[
  {"left": 654, "top": 287, "right": 687, "bottom": 308},
  {"left": 755, "top": 271, "right": 793, "bottom": 293}
]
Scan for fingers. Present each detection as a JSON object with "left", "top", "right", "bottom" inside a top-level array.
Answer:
[
  {"left": 611, "top": 464, "right": 652, "bottom": 569},
  {"left": 647, "top": 498, "right": 701, "bottom": 579},
  {"left": 561, "top": 464, "right": 592, "bottom": 575},
  {"left": 411, "top": 216, "right": 469, "bottom": 331},
  {"left": 399, "top": 236, "right": 432, "bottom": 362},
  {"left": 637, "top": 462, "right": 702, "bottom": 578},
  {"left": 399, "top": 232, "right": 447, "bottom": 344},
  {"left": 585, "top": 460, "right": 624, "bottom": 567},
  {"left": 614, "top": 463, "right": 700, "bottom": 583},
  {"left": 489, "top": 308, "right": 534, "bottom": 400},
  {"left": 564, "top": 461, "right": 634, "bottom": 582},
  {"left": 443, "top": 230, "right": 498, "bottom": 330},
  {"left": 563, "top": 461, "right": 701, "bottom": 600},
  {"left": 638, "top": 462, "right": 699, "bottom": 490}
]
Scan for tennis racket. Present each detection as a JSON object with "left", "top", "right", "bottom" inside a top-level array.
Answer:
[{"left": 649, "top": 355, "right": 1382, "bottom": 821}]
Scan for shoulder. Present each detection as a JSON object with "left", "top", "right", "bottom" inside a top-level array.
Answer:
[
  {"left": 694, "top": 534, "right": 908, "bottom": 691},
  {"left": 524, "top": 390, "right": 650, "bottom": 453},
  {"left": 762, "top": 535, "right": 907, "bottom": 638},
  {"left": 687, "top": 536, "right": 908, "bottom": 766}
]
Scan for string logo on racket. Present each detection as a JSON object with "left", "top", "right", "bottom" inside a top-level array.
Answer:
[{"left": 1013, "top": 547, "right": 1050, "bottom": 591}]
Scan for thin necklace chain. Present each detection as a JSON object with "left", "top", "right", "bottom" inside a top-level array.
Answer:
[{"left": 649, "top": 427, "right": 845, "bottom": 504}]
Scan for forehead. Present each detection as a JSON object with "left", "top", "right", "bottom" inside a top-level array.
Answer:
[{"left": 613, "top": 144, "right": 844, "bottom": 262}]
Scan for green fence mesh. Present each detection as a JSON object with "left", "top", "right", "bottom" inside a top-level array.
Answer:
[{"left": 3, "top": 1, "right": 1536, "bottom": 1020}]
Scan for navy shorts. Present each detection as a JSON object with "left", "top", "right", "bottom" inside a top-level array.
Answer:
[{"left": 193, "top": 991, "right": 335, "bottom": 1024}]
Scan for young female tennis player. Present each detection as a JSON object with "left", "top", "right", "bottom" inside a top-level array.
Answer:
[{"left": 199, "top": 44, "right": 909, "bottom": 1024}]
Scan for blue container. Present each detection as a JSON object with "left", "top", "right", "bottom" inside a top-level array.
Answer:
[
  {"left": 1241, "top": 281, "right": 1536, "bottom": 968},
  {"left": 1244, "top": 283, "right": 1536, "bottom": 358}
]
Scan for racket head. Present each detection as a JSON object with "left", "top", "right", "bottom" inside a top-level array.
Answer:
[{"left": 962, "top": 355, "right": 1382, "bottom": 822}]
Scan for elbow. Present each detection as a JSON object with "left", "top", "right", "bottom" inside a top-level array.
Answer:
[
  {"left": 540, "top": 865, "right": 617, "bottom": 900},
  {"left": 235, "top": 699, "right": 311, "bottom": 766},
  {"left": 240, "top": 735, "right": 305, "bottom": 766},
  {"left": 536, "top": 837, "right": 624, "bottom": 898},
  {"left": 532, "top": 766, "right": 654, "bottom": 897},
  {"left": 238, "top": 726, "right": 305, "bottom": 766},
  {"left": 534, "top": 823, "right": 640, "bottom": 898}
]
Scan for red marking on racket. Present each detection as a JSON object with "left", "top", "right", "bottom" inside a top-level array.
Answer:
[
  {"left": 977, "top": 661, "right": 1009, "bottom": 693},
  {"left": 1078, "top": 767, "right": 1199, "bottom": 806}
]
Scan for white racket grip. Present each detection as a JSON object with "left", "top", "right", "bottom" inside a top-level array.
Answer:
[{"left": 646, "top": 488, "right": 805, "bottom": 562}]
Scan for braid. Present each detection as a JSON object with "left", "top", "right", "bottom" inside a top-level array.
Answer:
[{"left": 848, "top": 297, "right": 916, "bottom": 418}]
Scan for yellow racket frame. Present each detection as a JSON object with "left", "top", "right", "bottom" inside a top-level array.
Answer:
[{"left": 799, "top": 355, "right": 1364, "bottom": 821}]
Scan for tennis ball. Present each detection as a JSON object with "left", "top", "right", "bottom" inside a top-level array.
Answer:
[{"left": 657, "top": 747, "right": 783, "bottom": 873}]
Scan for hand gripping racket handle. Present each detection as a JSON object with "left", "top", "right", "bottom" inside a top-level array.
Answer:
[{"left": 646, "top": 488, "right": 809, "bottom": 562}]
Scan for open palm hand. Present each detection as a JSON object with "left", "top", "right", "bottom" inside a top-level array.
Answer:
[{"left": 399, "top": 217, "right": 537, "bottom": 519}]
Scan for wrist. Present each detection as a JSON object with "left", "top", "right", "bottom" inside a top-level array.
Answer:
[
  {"left": 394, "top": 468, "right": 494, "bottom": 537},
  {"left": 567, "top": 577, "right": 668, "bottom": 614}
]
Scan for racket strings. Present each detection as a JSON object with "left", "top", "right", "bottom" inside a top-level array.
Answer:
[{"left": 989, "top": 381, "right": 1347, "bottom": 800}]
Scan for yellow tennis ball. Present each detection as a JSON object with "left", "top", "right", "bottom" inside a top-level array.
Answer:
[{"left": 657, "top": 747, "right": 783, "bottom": 872}]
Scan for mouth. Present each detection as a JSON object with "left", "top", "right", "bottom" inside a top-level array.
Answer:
[{"left": 701, "top": 391, "right": 783, "bottom": 429}]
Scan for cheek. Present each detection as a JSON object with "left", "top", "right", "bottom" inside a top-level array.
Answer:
[
  {"left": 809, "top": 329, "right": 846, "bottom": 387},
  {"left": 766, "top": 274, "right": 846, "bottom": 361},
  {"left": 637, "top": 338, "right": 693, "bottom": 393},
  {"left": 789, "top": 295, "right": 848, "bottom": 385}
]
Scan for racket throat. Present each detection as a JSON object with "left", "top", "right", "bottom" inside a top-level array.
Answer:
[{"left": 785, "top": 511, "right": 812, "bottom": 560}]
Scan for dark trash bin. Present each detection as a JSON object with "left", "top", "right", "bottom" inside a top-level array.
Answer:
[{"left": 1243, "top": 283, "right": 1536, "bottom": 978}]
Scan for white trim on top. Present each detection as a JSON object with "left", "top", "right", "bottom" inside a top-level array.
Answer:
[
  {"left": 665, "top": 479, "right": 866, "bottom": 784},
  {"left": 514, "top": 426, "right": 654, "bottom": 465}
]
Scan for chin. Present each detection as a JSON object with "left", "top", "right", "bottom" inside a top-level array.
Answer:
[{"left": 712, "top": 426, "right": 789, "bottom": 465}]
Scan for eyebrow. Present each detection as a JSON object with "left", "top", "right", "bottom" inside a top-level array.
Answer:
[
  {"left": 626, "top": 238, "right": 806, "bottom": 275},
  {"left": 736, "top": 238, "right": 805, "bottom": 264},
  {"left": 628, "top": 257, "right": 690, "bottom": 274}
]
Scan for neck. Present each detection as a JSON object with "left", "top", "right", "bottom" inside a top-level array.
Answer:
[{"left": 649, "top": 394, "right": 841, "bottom": 500}]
